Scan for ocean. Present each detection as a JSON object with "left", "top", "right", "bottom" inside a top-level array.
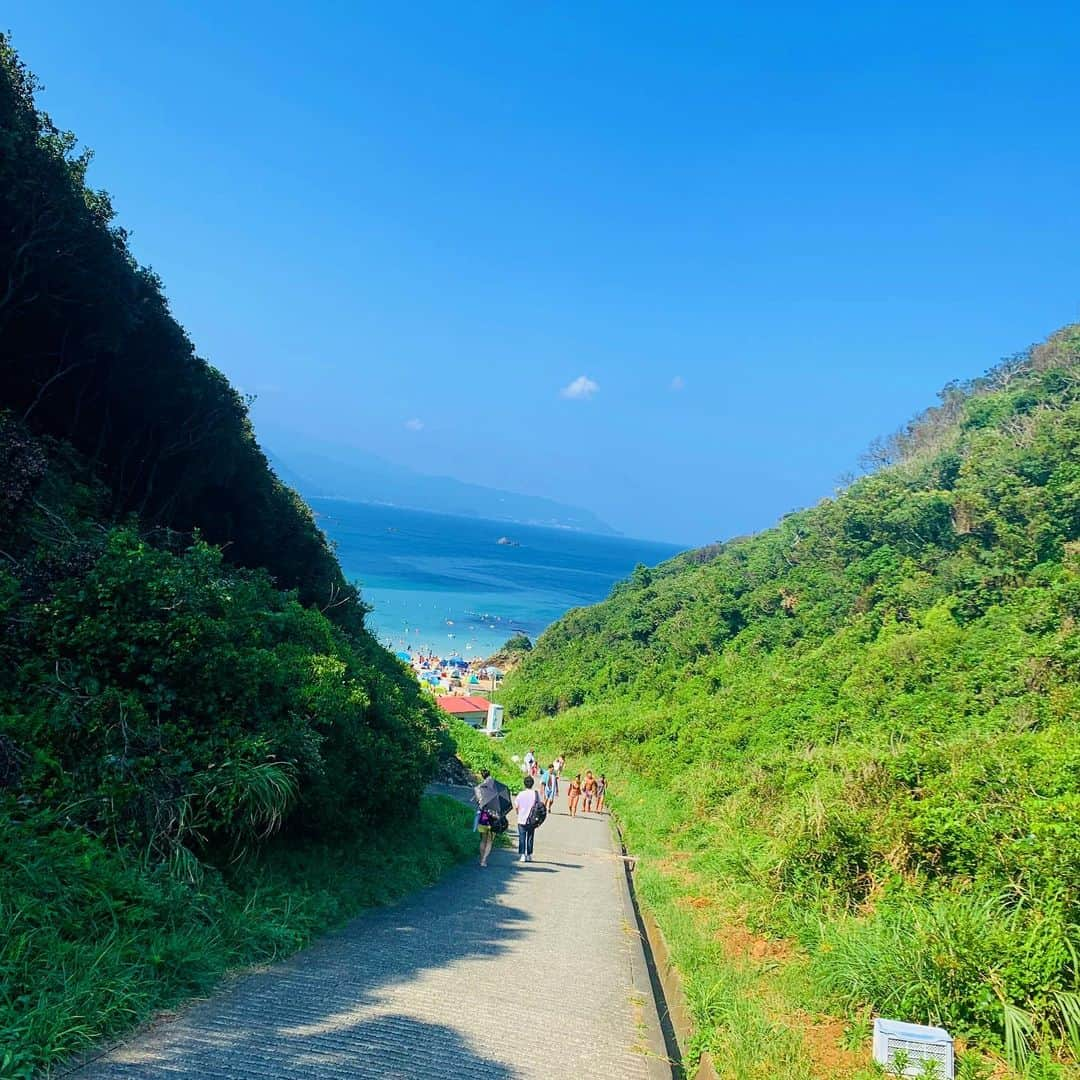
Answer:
[{"left": 310, "top": 499, "right": 683, "bottom": 658}]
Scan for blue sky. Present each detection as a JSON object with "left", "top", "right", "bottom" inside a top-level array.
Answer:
[{"left": 8, "top": 1, "right": 1080, "bottom": 544}]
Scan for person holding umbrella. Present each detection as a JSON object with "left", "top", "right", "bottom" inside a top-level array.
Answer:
[{"left": 473, "top": 769, "right": 511, "bottom": 868}]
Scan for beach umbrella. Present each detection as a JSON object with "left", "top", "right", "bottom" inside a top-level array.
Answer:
[
  {"left": 484, "top": 665, "right": 504, "bottom": 677},
  {"left": 474, "top": 776, "right": 511, "bottom": 818},
  {"left": 396, "top": 651, "right": 411, "bottom": 661},
  {"left": 447, "top": 657, "right": 468, "bottom": 668}
]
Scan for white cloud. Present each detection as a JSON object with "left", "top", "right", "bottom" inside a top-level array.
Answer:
[
  {"left": 670, "top": 375, "right": 686, "bottom": 391},
  {"left": 560, "top": 375, "right": 599, "bottom": 400},
  {"left": 404, "top": 417, "right": 425, "bottom": 431}
]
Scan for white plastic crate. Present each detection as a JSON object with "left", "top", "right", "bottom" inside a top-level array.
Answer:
[{"left": 872, "top": 1018, "right": 954, "bottom": 1078}]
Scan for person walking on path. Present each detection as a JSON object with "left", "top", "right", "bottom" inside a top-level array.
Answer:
[
  {"left": 474, "top": 769, "right": 496, "bottom": 868},
  {"left": 553, "top": 754, "right": 564, "bottom": 794},
  {"left": 515, "top": 775, "right": 542, "bottom": 862},
  {"left": 582, "top": 771, "right": 598, "bottom": 814},
  {"left": 543, "top": 764, "right": 557, "bottom": 812},
  {"left": 74, "top": 766, "right": 669, "bottom": 1080},
  {"left": 567, "top": 773, "right": 582, "bottom": 817},
  {"left": 595, "top": 774, "right": 607, "bottom": 814},
  {"left": 473, "top": 769, "right": 511, "bottom": 868}
]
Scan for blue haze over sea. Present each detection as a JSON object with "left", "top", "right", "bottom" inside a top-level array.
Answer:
[{"left": 311, "top": 499, "right": 684, "bottom": 658}]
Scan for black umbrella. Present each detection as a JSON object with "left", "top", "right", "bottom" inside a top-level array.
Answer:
[{"left": 474, "top": 776, "right": 511, "bottom": 817}]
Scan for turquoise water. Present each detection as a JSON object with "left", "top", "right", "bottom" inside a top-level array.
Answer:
[{"left": 311, "top": 499, "right": 683, "bottom": 657}]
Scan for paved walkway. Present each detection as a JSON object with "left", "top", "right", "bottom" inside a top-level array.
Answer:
[{"left": 69, "top": 788, "right": 670, "bottom": 1079}]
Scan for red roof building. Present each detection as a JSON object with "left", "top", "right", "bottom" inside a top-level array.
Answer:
[{"left": 436, "top": 696, "right": 490, "bottom": 726}]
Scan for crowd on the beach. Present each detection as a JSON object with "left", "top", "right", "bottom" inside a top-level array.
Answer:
[
  {"left": 399, "top": 648, "right": 503, "bottom": 694},
  {"left": 472, "top": 749, "right": 608, "bottom": 867}
]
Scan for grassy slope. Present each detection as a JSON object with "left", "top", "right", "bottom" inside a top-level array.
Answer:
[
  {"left": 502, "top": 328, "right": 1080, "bottom": 1079},
  {"left": 0, "top": 796, "right": 474, "bottom": 1078},
  {"left": 445, "top": 716, "right": 521, "bottom": 788}
]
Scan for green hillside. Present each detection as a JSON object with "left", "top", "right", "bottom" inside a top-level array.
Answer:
[
  {"left": 503, "top": 328, "right": 1080, "bottom": 1077},
  {"left": 0, "top": 38, "right": 470, "bottom": 1076}
]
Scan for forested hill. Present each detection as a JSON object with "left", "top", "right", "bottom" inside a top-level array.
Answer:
[
  {"left": 0, "top": 38, "right": 466, "bottom": 1073},
  {"left": 0, "top": 39, "right": 351, "bottom": 618},
  {"left": 502, "top": 327, "right": 1080, "bottom": 1073}
]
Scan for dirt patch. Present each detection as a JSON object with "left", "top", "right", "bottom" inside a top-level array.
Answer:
[
  {"left": 715, "top": 923, "right": 793, "bottom": 967},
  {"left": 678, "top": 894, "right": 714, "bottom": 910},
  {"left": 652, "top": 887, "right": 888, "bottom": 1080},
  {"left": 710, "top": 921, "right": 868, "bottom": 1077},
  {"left": 655, "top": 852, "right": 700, "bottom": 888},
  {"left": 791, "top": 1011, "right": 868, "bottom": 1080}
]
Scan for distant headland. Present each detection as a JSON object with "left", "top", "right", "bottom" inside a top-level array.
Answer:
[{"left": 266, "top": 441, "right": 617, "bottom": 535}]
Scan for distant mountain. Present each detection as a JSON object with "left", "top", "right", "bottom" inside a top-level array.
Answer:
[{"left": 265, "top": 441, "right": 617, "bottom": 535}]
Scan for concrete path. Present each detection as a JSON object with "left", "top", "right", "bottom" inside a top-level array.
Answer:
[{"left": 68, "top": 788, "right": 670, "bottom": 1079}]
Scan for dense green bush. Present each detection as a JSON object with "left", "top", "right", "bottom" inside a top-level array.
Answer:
[
  {"left": 504, "top": 328, "right": 1080, "bottom": 1069},
  {"left": 4, "top": 527, "right": 442, "bottom": 859}
]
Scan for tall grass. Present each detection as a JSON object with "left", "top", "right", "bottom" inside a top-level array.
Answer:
[
  {"left": 0, "top": 795, "right": 473, "bottom": 1078},
  {"left": 807, "top": 890, "right": 1080, "bottom": 1070}
]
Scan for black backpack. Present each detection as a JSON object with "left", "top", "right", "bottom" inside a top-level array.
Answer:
[
  {"left": 525, "top": 790, "right": 547, "bottom": 828},
  {"left": 491, "top": 814, "right": 509, "bottom": 834}
]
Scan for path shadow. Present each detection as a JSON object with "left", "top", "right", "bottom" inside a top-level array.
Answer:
[
  {"left": 68, "top": 853, "right": 530, "bottom": 1078},
  {"left": 77, "top": 1014, "right": 512, "bottom": 1079}
]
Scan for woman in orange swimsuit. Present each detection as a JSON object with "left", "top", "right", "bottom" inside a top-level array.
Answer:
[{"left": 567, "top": 774, "right": 582, "bottom": 817}]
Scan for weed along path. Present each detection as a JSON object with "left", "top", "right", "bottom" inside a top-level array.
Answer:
[{"left": 68, "top": 790, "right": 670, "bottom": 1079}]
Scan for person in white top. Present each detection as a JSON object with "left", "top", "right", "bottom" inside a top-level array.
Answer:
[{"left": 514, "top": 775, "right": 541, "bottom": 862}]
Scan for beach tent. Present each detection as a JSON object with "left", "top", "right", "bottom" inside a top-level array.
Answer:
[
  {"left": 395, "top": 651, "right": 411, "bottom": 661},
  {"left": 468, "top": 675, "right": 480, "bottom": 684},
  {"left": 484, "top": 666, "right": 504, "bottom": 677},
  {"left": 447, "top": 657, "right": 468, "bottom": 668}
]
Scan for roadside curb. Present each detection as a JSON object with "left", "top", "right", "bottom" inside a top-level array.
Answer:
[
  {"left": 610, "top": 816, "right": 719, "bottom": 1080},
  {"left": 638, "top": 904, "right": 720, "bottom": 1080},
  {"left": 609, "top": 816, "right": 680, "bottom": 1079}
]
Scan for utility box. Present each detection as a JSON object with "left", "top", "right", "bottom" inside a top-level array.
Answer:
[
  {"left": 486, "top": 703, "right": 504, "bottom": 734},
  {"left": 873, "top": 1018, "right": 954, "bottom": 1078}
]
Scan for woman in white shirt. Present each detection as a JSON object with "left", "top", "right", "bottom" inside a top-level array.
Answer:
[{"left": 515, "top": 775, "right": 542, "bottom": 862}]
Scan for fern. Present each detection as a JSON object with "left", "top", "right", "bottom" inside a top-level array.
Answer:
[
  {"left": 1053, "top": 990, "right": 1080, "bottom": 1059},
  {"left": 1001, "top": 1001, "right": 1034, "bottom": 1069}
]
